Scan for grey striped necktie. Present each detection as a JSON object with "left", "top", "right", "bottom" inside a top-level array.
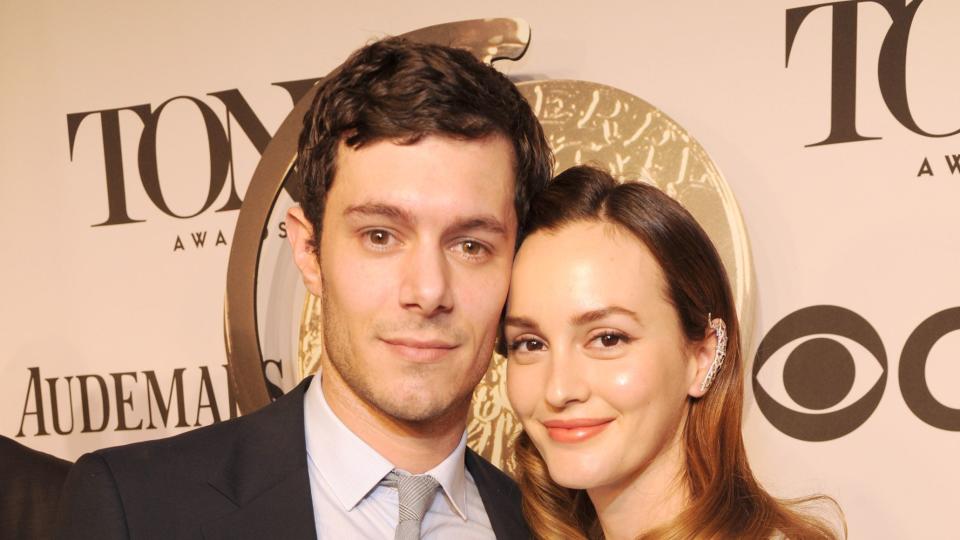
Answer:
[{"left": 382, "top": 470, "right": 440, "bottom": 540}]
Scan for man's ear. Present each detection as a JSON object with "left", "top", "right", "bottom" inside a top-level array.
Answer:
[
  {"left": 286, "top": 206, "right": 323, "bottom": 297},
  {"left": 687, "top": 321, "right": 720, "bottom": 398}
]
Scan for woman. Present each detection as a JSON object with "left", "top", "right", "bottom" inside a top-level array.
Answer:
[{"left": 503, "top": 166, "right": 843, "bottom": 539}]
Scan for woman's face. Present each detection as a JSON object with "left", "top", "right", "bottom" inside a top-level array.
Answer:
[{"left": 505, "top": 220, "right": 705, "bottom": 491}]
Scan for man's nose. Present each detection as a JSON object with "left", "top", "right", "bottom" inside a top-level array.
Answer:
[
  {"left": 398, "top": 244, "right": 454, "bottom": 316},
  {"left": 544, "top": 348, "right": 590, "bottom": 409}
]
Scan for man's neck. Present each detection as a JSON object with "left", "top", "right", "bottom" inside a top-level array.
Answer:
[
  {"left": 318, "top": 367, "right": 467, "bottom": 474},
  {"left": 588, "top": 426, "right": 689, "bottom": 540}
]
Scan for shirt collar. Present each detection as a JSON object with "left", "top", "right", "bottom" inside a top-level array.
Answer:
[
  {"left": 303, "top": 375, "right": 471, "bottom": 520},
  {"left": 413, "top": 430, "right": 469, "bottom": 520}
]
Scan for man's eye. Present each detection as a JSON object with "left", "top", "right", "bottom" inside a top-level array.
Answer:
[
  {"left": 366, "top": 230, "right": 392, "bottom": 246},
  {"left": 462, "top": 240, "right": 483, "bottom": 255},
  {"left": 454, "top": 239, "right": 490, "bottom": 260}
]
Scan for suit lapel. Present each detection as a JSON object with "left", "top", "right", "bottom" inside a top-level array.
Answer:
[
  {"left": 201, "top": 469, "right": 315, "bottom": 540},
  {"left": 195, "top": 377, "right": 526, "bottom": 539},
  {"left": 201, "top": 377, "right": 318, "bottom": 540},
  {"left": 466, "top": 448, "right": 530, "bottom": 540}
]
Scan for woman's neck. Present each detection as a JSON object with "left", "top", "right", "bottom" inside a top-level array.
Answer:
[{"left": 587, "top": 427, "right": 689, "bottom": 540}]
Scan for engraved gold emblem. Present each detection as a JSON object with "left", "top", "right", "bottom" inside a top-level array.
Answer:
[{"left": 226, "top": 19, "right": 753, "bottom": 475}]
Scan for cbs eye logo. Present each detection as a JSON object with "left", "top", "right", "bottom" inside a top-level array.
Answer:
[{"left": 753, "top": 305, "right": 960, "bottom": 441}]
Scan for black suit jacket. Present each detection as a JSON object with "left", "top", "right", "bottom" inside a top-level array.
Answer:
[
  {"left": 54, "top": 377, "right": 529, "bottom": 539},
  {"left": 1, "top": 436, "right": 72, "bottom": 540}
]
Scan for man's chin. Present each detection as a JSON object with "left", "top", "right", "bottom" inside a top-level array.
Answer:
[
  {"left": 384, "top": 395, "right": 451, "bottom": 421},
  {"left": 373, "top": 388, "right": 470, "bottom": 426}
]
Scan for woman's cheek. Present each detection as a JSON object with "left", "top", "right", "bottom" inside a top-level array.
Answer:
[
  {"left": 598, "top": 362, "right": 648, "bottom": 411},
  {"left": 506, "top": 361, "right": 535, "bottom": 420}
]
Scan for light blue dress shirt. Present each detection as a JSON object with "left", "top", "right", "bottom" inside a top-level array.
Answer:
[{"left": 303, "top": 377, "right": 495, "bottom": 539}]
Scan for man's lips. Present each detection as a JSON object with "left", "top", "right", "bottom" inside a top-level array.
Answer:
[
  {"left": 542, "top": 418, "right": 614, "bottom": 443},
  {"left": 380, "top": 337, "right": 459, "bottom": 363}
]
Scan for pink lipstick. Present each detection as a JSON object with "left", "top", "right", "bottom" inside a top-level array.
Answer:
[{"left": 542, "top": 418, "right": 613, "bottom": 443}]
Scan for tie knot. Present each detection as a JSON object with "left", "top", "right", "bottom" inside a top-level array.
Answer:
[{"left": 383, "top": 470, "right": 440, "bottom": 540}]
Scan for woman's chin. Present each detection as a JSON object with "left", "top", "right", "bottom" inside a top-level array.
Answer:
[{"left": 543, "top": 456, "right": 609, "bottom": 490}]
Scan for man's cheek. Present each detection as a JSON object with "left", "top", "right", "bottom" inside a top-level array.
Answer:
[{"left": 335, "top": 260, "right": 394, "bottom": 304}]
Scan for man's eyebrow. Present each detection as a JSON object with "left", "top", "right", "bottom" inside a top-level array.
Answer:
[
  {"left": 571, "top": 306, "right": 640, "bottom": 326},
  {"left": 343, "top": 203, "right": 416, "bottom": 226},
  {"left": 448, "top": 215, "right": 509, "bottom": 237},
  {"left": 344, "top": 205, "right": 508, "bottom": 237}
]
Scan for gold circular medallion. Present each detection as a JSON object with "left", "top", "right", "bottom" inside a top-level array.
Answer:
[
  {"left": 225, "top": 18, "right": 752, "bottom": 476},
  {"left": 298, "top": 80, "right": 753, "bottom": 474}
]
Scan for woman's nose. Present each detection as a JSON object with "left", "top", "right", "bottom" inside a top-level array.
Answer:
[{"left": 544, "top": 350, "right": 590, "bottom": 409}]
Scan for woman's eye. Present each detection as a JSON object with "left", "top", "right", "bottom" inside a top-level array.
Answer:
[
  {"left": 510, "top": 338, "right": 546, "bottom": 353},
  {"left": 592, "top": 333, "right": 629, "bottom": 348},
  {"left": 600, "top": 334, "right": 621, "bottom": 347}
]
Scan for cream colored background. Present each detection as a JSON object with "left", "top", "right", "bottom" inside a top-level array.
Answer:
[{"left": 2, "top": 1, "right": 958, "bottom": 538}]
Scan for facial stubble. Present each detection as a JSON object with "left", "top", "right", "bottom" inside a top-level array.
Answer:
[{"left": 318, "top": 273, "right": 492, "bottom": 429}]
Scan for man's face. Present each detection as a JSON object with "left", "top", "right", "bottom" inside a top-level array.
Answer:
[{"left": 318, "top": 134, "right": 517, "bottom": 425}]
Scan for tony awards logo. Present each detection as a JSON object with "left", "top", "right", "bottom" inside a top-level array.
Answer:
[
  {"left": 786, "top": 0, "right": 960, "bottom": 177},
  {"left": 224, "top": 18, "right": 753, "bottom": 473}
]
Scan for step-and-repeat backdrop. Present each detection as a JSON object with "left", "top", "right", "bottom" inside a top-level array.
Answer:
[{"left": 3, "top": 1, "right": 958, "bottom": 537}]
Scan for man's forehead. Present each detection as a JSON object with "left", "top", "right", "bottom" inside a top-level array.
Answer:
[
  {"left": 333, "top": 133, "right": 516, "bottom": 181},
  {"left": 328, "top": 134, "right": 518, "bottom": 225}
]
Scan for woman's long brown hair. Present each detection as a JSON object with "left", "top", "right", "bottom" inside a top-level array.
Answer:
[{"left": 511, "top": 165, "right": 845, "bottom": 540}]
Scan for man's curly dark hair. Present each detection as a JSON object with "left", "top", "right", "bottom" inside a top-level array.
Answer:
[{"left": 295, "top": 36, "right": 553, "bottom": 253}]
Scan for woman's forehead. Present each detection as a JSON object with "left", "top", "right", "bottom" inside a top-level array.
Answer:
[{"left": 510, "top": 221, "right": 669, "bottom": 312}]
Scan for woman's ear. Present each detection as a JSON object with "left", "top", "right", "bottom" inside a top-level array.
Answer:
[
  {"left": 286, "top": 206, "right": 323, "bottom": 297},
  {"left": 688, "top": 318, "right": 724, "bottom": 398}
]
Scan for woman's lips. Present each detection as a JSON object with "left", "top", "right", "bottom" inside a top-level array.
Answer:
[{"left": 542, "top": 418, "right": 614, "bottom": 443}]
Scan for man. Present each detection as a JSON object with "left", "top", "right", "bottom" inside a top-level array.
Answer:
[
  {"left": 1, "top": 435, "right": 71, "bottom": 540},
  {"left": 55, "top": 37, "right": 552, "bottom": 539}
]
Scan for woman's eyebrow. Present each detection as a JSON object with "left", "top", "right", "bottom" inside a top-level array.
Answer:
[
  {"left": 571, "top": 306, "right": 640, "bottom": 326},
  {"left": 504, "top": 315, "right": 541, "bottom": 331},
  {"left": 506, "top": 307, "right": 640, "bottom": 331}
]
